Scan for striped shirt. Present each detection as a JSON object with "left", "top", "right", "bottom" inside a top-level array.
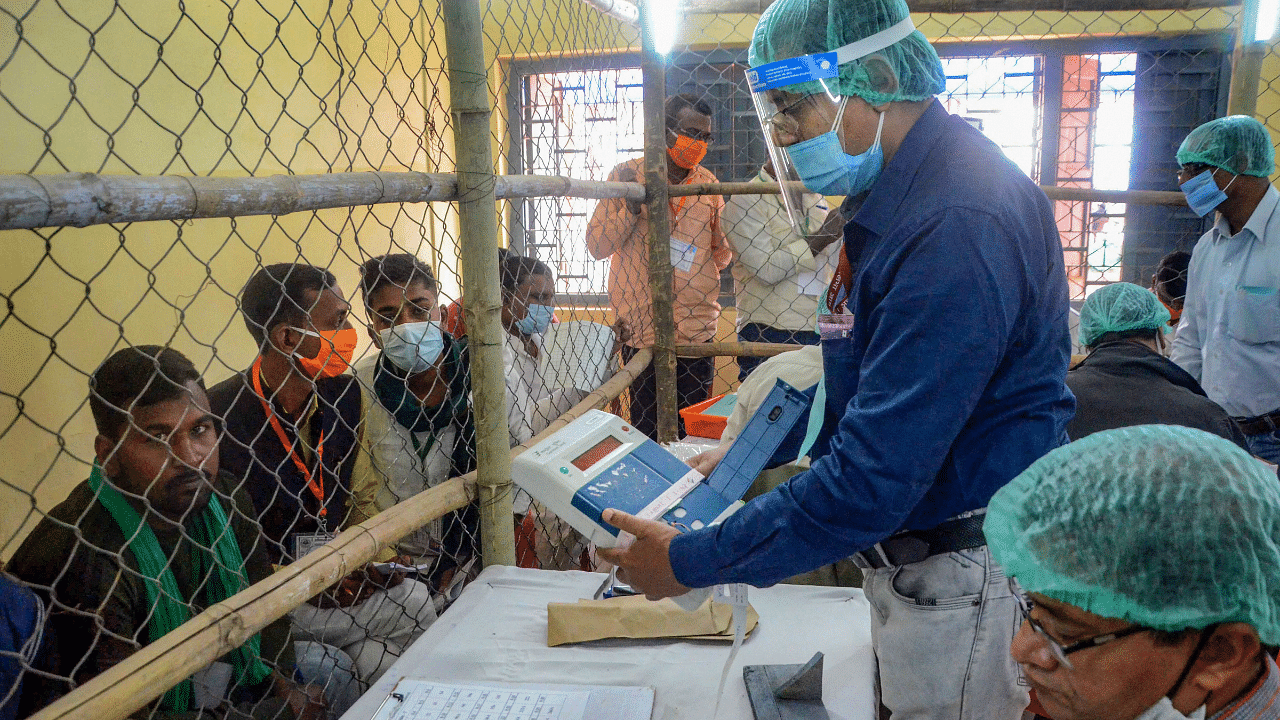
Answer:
[{"left": 1213, "top": 656, "right": 1280, "bottom": 720}]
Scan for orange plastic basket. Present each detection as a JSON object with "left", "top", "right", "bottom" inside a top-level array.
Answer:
[{"left": 678, "top": 393, "right": 737, "bottom": 440}]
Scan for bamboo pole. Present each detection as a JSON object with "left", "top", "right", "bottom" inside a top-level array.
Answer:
[
  {"left": 1226, "top": 0, "right": 1265, "bottom": 116},
  {"left": 674, "top": 341, "right": 799, "bottom": 357},
  {"left": 668, "top": 181, "right": 1189, "bottom": 206},
  {"left": 0, "top": 172, "right": 452, "bottom": 231},
  {"left": 29, "top": 349, "right": 653, "bottom": 720},
  {"left": 496, "top": 175, "right": 646, "bottom": 201},
  {"left": 679, "top": 0, "right": 1236, "bottom": 12},
  {"left": 444, "top": 0, "right": 516, "bottom": 568},
  {"left": 1, "top": 173, "right": 1191, "bottom": 232},
  {"left": 0, "top": 172, "right": 646, "bottom": 232},
  {"left": 1039, "top": 186, "right": 1186, "bottom": 205},
  {"left": 29, "top": 478, "right": 474, "bottom": 720},
  {"left": 640, "top": 1, "right": 680, "bottom": 444}
]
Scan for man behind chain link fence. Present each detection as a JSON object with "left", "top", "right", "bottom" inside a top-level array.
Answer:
[
  {"left": 8, "top": 345, "right": 343, "bottom": 719},
  {"left": 352, "top": 254, "right": 479, "bottom": 608},
  {"left": 587, "top": 93, "right": 733, "bottom": 440},
  {"left": 724, "top": 156, "right": 842, "bottom": 381},
  {"left": 208, "top": 264, "right": 436, "bottom": 689}
]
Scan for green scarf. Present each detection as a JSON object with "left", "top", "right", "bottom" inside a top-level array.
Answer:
[
  {"left": 372, "top": 337, "right": 469, "bottom": 439},
  {"left": 88, "top": 466, "right": 273, "bottom": 712}
]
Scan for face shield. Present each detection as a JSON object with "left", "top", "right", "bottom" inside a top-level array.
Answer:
[{"left": 746, "top": 16, "right": 917, "bottom": 235}]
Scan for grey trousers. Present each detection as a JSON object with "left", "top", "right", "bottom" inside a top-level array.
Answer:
[{"left": 861, "top": 546, "right": 1027, "bottom": 720}]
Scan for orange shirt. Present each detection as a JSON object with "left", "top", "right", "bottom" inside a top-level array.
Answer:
[{"left": 586, "top": 157, "right": 731, "bottom": 347}]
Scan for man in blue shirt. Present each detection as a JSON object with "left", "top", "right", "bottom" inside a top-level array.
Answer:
[{"left": 599, "top": 1, "right": 1074, "bottom": 718}]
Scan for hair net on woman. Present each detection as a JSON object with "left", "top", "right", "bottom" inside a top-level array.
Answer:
[
  {"left": 1176, "top": 115, "right": 1277, "bottom": 178},
  {"left": 984, "top": 425, "right": 1280, "bottom": 645},
  {"left": 747, "top": 0, "right": 945, "bottom": 105},
  {"left": 1077, "top": 281, "right": 1171, "bottom": 348}
]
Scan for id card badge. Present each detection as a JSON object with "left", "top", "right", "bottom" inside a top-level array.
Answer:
[
  {"left": 191, "top": 661, "right": 233, "bottom": 709},
  {"left": 293, "top": 531, "right": 337, "bottom": 559},
  {"left": 670, "top": 237, "right": 697, "bottom": 273},
  {"left": 817, "top": 313, "right": 857, "bottom": 340}
]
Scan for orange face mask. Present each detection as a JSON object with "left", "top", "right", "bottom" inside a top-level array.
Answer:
[
  {"left": 668, "top": 134, "right": 708, "bottom": 169},
  {"left": 291, "top": 326, "right": 358, "bottom": 379}
]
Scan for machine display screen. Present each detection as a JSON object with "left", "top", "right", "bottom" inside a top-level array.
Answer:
[{"left": 572, "top": 436, "right": 622, "bottom": 472}]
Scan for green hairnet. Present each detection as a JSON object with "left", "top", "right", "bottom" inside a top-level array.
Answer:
[
  {"left": 985, "top": 425, "right": 1280, "bottom": 644},
  {"left": 1078, "top": 282, "right": 1171, "bottom": 348},
  {"left": 748, "top": 0, "right": 945, "bottom": 105},
  {"left": 1176, "top": 115, "right": 1276, "bottom": 178}
]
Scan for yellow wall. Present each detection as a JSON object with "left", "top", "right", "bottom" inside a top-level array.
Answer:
[
  {"left": 0, "top": 0, "right": 455, "bottom": 554},
  {"left": 2, "top": 1, "right": 1278, "bottom": 555}
]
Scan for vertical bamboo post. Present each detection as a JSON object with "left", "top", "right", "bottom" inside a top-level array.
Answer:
[
  {"left": 1227, "top": 0, "right": 1264, "bottom": 116},
  {"left": 639, "top": 0, "right": 679, "bottom": 443},
  {"left": 443, "top": 0, "right": 516, "bottom": 567}
]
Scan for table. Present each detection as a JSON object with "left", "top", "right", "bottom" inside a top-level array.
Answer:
[{"left": 342, "top": 566, "right": 876, "bottom": 720}]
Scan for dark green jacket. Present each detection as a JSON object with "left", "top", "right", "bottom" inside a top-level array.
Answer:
[{"left": 8, "top": 472, "right": 294, "bottom": 719}]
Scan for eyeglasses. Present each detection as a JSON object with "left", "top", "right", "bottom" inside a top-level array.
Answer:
[
  {"left": 763, "top": 94, "right": 820, "bottom": 136},
  {"left": 1009, "top": 578, "right": 1152, "bottom": 670},
  {"left": 670, "top": 127, "right": 714, "bottom": 143},
  {"left": 1176, "top": 163, "right": 1213, "bottom": 182}
]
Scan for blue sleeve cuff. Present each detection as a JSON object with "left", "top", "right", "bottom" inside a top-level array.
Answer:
[{"left": 670, "top": 527, "right": 724, "bottom": 588}]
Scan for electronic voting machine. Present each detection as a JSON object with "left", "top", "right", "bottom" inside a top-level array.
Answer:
[{"left": 512, "top": 380, "right": 810, "bottom": 548}]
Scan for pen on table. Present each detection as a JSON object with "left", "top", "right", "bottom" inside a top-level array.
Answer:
[{"left": 372, "top": 691, "right": 405, "bottom": 719}]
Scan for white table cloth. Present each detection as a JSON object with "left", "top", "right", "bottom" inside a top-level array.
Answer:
[{"left": 342, "top": 566, "right": 875, "bottom": 720}]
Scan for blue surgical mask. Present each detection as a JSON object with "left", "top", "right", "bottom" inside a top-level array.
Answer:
[
  {"left": 785, "top": 98, "right": 885, "bottom": 197},
  {"left": 378, "top": 320, "right": 445, "bottom": 374},
  {"left": 515, "top": 303, "right": 554, "bottom": 335},
  {"left": 1180, "top": 168, "right": 1234, "bottom": 217}
]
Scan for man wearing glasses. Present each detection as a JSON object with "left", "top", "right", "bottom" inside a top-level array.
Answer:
[
  {"left": 986, "top": 424, "right": 1280, "bottom": 720},
  {"left": 597, "top": 0, "right": 1073, "bottom": 718},
  {"left": 1169, "top": 116, "right": 1280, "bottom": 463},
  {"left": 587, "top": 93, "right": 733, "bottom": 440}
]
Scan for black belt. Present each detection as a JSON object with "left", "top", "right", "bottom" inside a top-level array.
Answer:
[
  {"left": 852, "top": 512, "right": 988, "bottom": 570},
  {"left": 1233, "top": 410, "right": 1280, "bottom": 436}
]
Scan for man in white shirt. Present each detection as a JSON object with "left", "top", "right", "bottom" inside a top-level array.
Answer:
[
  {"left": 723, "top": 160, "right": 842, "bottom": 380},
  {"left": 498, "top": 254, "right": 592, "bottom": 570},
  {"left": 1169, "top": 115, "right": 1280, "bottom": 462}
]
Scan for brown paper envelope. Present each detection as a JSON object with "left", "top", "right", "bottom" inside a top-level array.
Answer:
[{"left": 547, "top": 595, "right": 759, "bottom": 646}]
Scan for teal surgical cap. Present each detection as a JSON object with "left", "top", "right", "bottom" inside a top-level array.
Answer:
[
  {"left": 747, "top": 0, "right": 945, "bottom": 105},
  {"left": 1078, "top": 282, "right": 1171, "bottom": 348},
  {"left": 985, "top": 425, "right": 1280, "bottom": 644},
  {"left": 1176, "top": 115, "right": 1276, "bottom": 178}
]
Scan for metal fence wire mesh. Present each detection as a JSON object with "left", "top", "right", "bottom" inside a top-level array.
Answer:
[{"left": 0, "top": 0, "right": 1277, "bottom": 717}]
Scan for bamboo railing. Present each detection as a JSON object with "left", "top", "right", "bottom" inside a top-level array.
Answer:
[{"left": 0, "top": 174, "right": 1190, "bottom": 233}]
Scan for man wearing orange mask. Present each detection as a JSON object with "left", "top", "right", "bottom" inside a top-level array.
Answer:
[
  {"left": 587, "top": 93, "right": 733, "bottom": 439},
  {"left": 209, "top": 263, "right": 437, "bottom": 689}
]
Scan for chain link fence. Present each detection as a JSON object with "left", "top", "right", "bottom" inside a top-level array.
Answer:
[{"left": 1, "top": 0, "right": 1277, "bottom": 717}]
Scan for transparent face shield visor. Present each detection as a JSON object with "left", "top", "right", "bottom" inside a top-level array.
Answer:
[{"left": 746, "top": 17, "right": 917, "bottom": 236}]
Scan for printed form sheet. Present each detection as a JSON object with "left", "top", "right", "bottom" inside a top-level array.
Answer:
[{"left": 373, "top": 681, "right": 601, "bottom": 720}]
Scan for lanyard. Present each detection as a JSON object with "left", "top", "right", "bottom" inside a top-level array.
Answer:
[
  {"left": 667, "top": 174, "right": 694, "bottom": 234},
  {"left": 409, "top": 431, "right": 438, "bottom": 464},
  {"left": 251, "top": 357, "right": 328, "bottom": 525}
]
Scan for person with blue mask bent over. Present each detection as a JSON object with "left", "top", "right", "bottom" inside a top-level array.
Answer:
[
  {"left": 1169, "top": 116, "right": 1280, "bottom": 463},
  {"left": 598, "top": 0, "right": 1074, "bottom": 718}
]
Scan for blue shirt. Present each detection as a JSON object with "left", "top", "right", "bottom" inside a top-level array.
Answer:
[{"left": 672, "top": 101, "right": 1075, "bottom": 588}]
